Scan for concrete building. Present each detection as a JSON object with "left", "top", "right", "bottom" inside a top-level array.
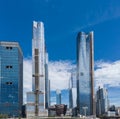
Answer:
[
  {"left": 26, "top": 21, "right": 49, "bottom": 117},
  {"left": 76, "top": 32, "right": 94, "bottom": 116},
  {"left": 0, "top": 42, "right": 23, "bottom": 117}
]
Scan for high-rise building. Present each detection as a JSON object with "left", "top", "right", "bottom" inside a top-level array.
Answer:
[
  {"left": 26, "top": 21, "right": 49, "bottom": 117},
  {"left": 45, "top": 52, "right": 50, "bottom": 108},
  {"left": 0, "top": 42, "right": 23, "bottom": 117},
  {"left": 70, "top": 72, "right": 77, "bottom": 88},
  {"left": 50, "top": 89, "right": 70, "bottom": 108},
  {"left": 96, "top": 86, "right": 109, "bottom": 117},
  {"left": 76, "top": 32, "right": 94, "bottom": 116},
  {"left": 69, "top": 72, "right": 77, "bottom": 108},
  {"left": 56, "top": 89, "right": 61, "bottom": 105}
]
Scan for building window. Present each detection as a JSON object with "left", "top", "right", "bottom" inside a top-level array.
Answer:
[
  {"left": 6, "top": 66, "right": 13, "bottom": 69},
  {"left": 6, "top": 47, "right": 13, "bottom": 50},
  {"left": 80, "top": 72, "right": 84, "bottom": 76},
  {"left": 6, "top": 82, "right": 13, "bottom": 85}
]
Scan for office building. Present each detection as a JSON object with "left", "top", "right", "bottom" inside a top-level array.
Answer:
[
  {"left": 51, "top": 89, "right": 70, "bottom": 108},
  {"left": 0, "top": 42, "right": 23, "bottom": 117},
  {"left": 56, "top": 89, "right": 61, "bottom": 105},
  {"left": 76, "top": 32, "right": 94, "bottom": 116},
  {"left": 69, "top": 72, "right": 77, "bottom": 108},
  {"left": 45, "top": 52, "right": 50, "bottom": 108},
  {"left": 70, "top": 72, "right": 77, "bottom": 88},
  {"left": 96, "top": 86, "right": 109, "bottom": 117},
  {"left": 26, "top": 21, "right": 49, "bottom": 117}
]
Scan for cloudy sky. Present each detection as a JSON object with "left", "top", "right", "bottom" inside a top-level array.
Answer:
[{"left": 0, "top": 0, "right": 120, "bottom": 106}]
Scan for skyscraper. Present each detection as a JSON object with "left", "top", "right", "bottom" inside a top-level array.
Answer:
[
  {"left": 26, "top": 21, "right": 49, "bottom": 117},
  {"left": 45, "top": 52, "right": 50, "bottom": 108},
  {"left": 96, "top": 86, "right": 109, "bottom": 117},
  {"left": 69, "top": 72, "right": 77, "bottom": 108},
  {"left": 56, "top": 89, "right": 61, "bottom": 105},
  {"left": 0, "top": 42, "right": 23, "bottom": 117},
  {"left": 76, "top": 32, "right": 94, "bottom": 116}
]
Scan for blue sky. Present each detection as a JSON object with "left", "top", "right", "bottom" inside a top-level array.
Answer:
[{"left": 0, "top": 0, "right": 120, "bottom": 106}]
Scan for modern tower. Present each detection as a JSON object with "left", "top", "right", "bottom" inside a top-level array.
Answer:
[
  {"left": 26, "top": 21, "right": 49, "bottom": 117},
  {"left": 56, "top": 89, "right": 61, "bottom": 105},
  {"left": 96, "top": 86, "right": 109, "bottom": 117},
  {"left": 76, "top": 31, "right": 94, "bottom": 116},
  {"left": 69, "top": 72, "right": 77, "bottom": 108},
  {"left": 0, "top": 42, "right": 23, "bottom": 117},
  {"left": 45, "top": 51, "right": 50, "bottom": 108}
]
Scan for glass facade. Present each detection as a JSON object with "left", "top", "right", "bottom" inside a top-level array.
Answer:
[
  {"left": 45, "top": 52, "right": 50, "bottom": 108},
  {"left": 77, "top": 32, "right": 94, "bottom": 115},
  {"left": 56, "top": 89, "right": 61, "bottom": 104},
  {"left": 0, "top": 42, "right": 23, "bottom": 117},
  {"left": 69, "top": 72, "right": 77, "bottom": 108},
  {"left": 96, "top": 86, "right": 109, "bottom": 116},
  {"left": 50, "top": 89, "right": 70, "bottom": 108},
  {"left": 26, "top": 21, "right": 49, "bottom": 117}
]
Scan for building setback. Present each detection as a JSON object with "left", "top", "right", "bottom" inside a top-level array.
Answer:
[
  {"left": 76, "top": 32, "right": 94, "bottom": 116},
  {"left": 26, "top": 21, "right": 49, "bottom": 117},
  {"left": 0, "top": 42, "right": 23, "bottom": 117}
]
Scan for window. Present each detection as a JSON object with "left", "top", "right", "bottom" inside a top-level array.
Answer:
[
  {"left": 6, "top": 46, "right": 13, "bottom": 50},
  {"left": 6, "top": 66, "right": 13, "bottom": 69},
  {"left": 6, "top": 82, "right": 13, "bottom": 85},
  {"left": 80, "top": 72, "right": 84, "bottom": 76},
  {"left": 10, "top": 47, "right": 12, "bottom": 49},
  {"left": 10, "top": 66, "right": 13, "bottom": 68}
]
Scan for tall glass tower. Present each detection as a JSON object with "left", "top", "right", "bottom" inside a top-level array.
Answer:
[
  {"left": 76, "top": 32, "right": 94, "bottom": 116},
  {"left": 0, "top": 42, "right": 23, "bottom": 117},
  {"left": 26, "top": 21, "right": 49, "bottom": 117},
  {"left": 69, "top": 72, "right": 77, "bottom": 108},
  {"left": 56, "top": 89, "right": 61, "bottom": 105}
]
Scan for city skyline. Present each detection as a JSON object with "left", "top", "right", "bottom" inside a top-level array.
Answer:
[{"left": 0, "top": 0, "right": 120, "bottom": 107}]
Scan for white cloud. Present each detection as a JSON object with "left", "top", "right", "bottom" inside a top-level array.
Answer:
[
  {"left": 23, "top": 59, "right": 75, "bottom": 103},
  {"left": 49, "top": 60, "right": 75, "bottom": 90},
  {"left": 23, "top": 59, "right": 120, "bottom": 104},
  {"left": 95, "top": 60, "right": 120, "bottom": 89},
  {"left": 23, "top": 59, "right": 32, "bottom": 104}
]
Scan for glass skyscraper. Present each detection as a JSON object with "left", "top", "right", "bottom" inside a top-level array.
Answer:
[
  {"left": 96, "top": 86, "right": 109, "bottom": 117},
  {"left": 69, "top": 72, "right": 77, "bottom": 108},
  {"left": 56, "top": 89, "right": 61, "bottom": 105},
  {"left": 0, "top": 42, "right": 23, "bottom": 117},
  {"left": 76, "top": 32, "right": 94, "bottom": 116},
  {"left": 45, "top": 52, "right": 50, "bottom": 109},
  {"left": 26, "top": 21, "right": 49, "bottom": 117}
]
